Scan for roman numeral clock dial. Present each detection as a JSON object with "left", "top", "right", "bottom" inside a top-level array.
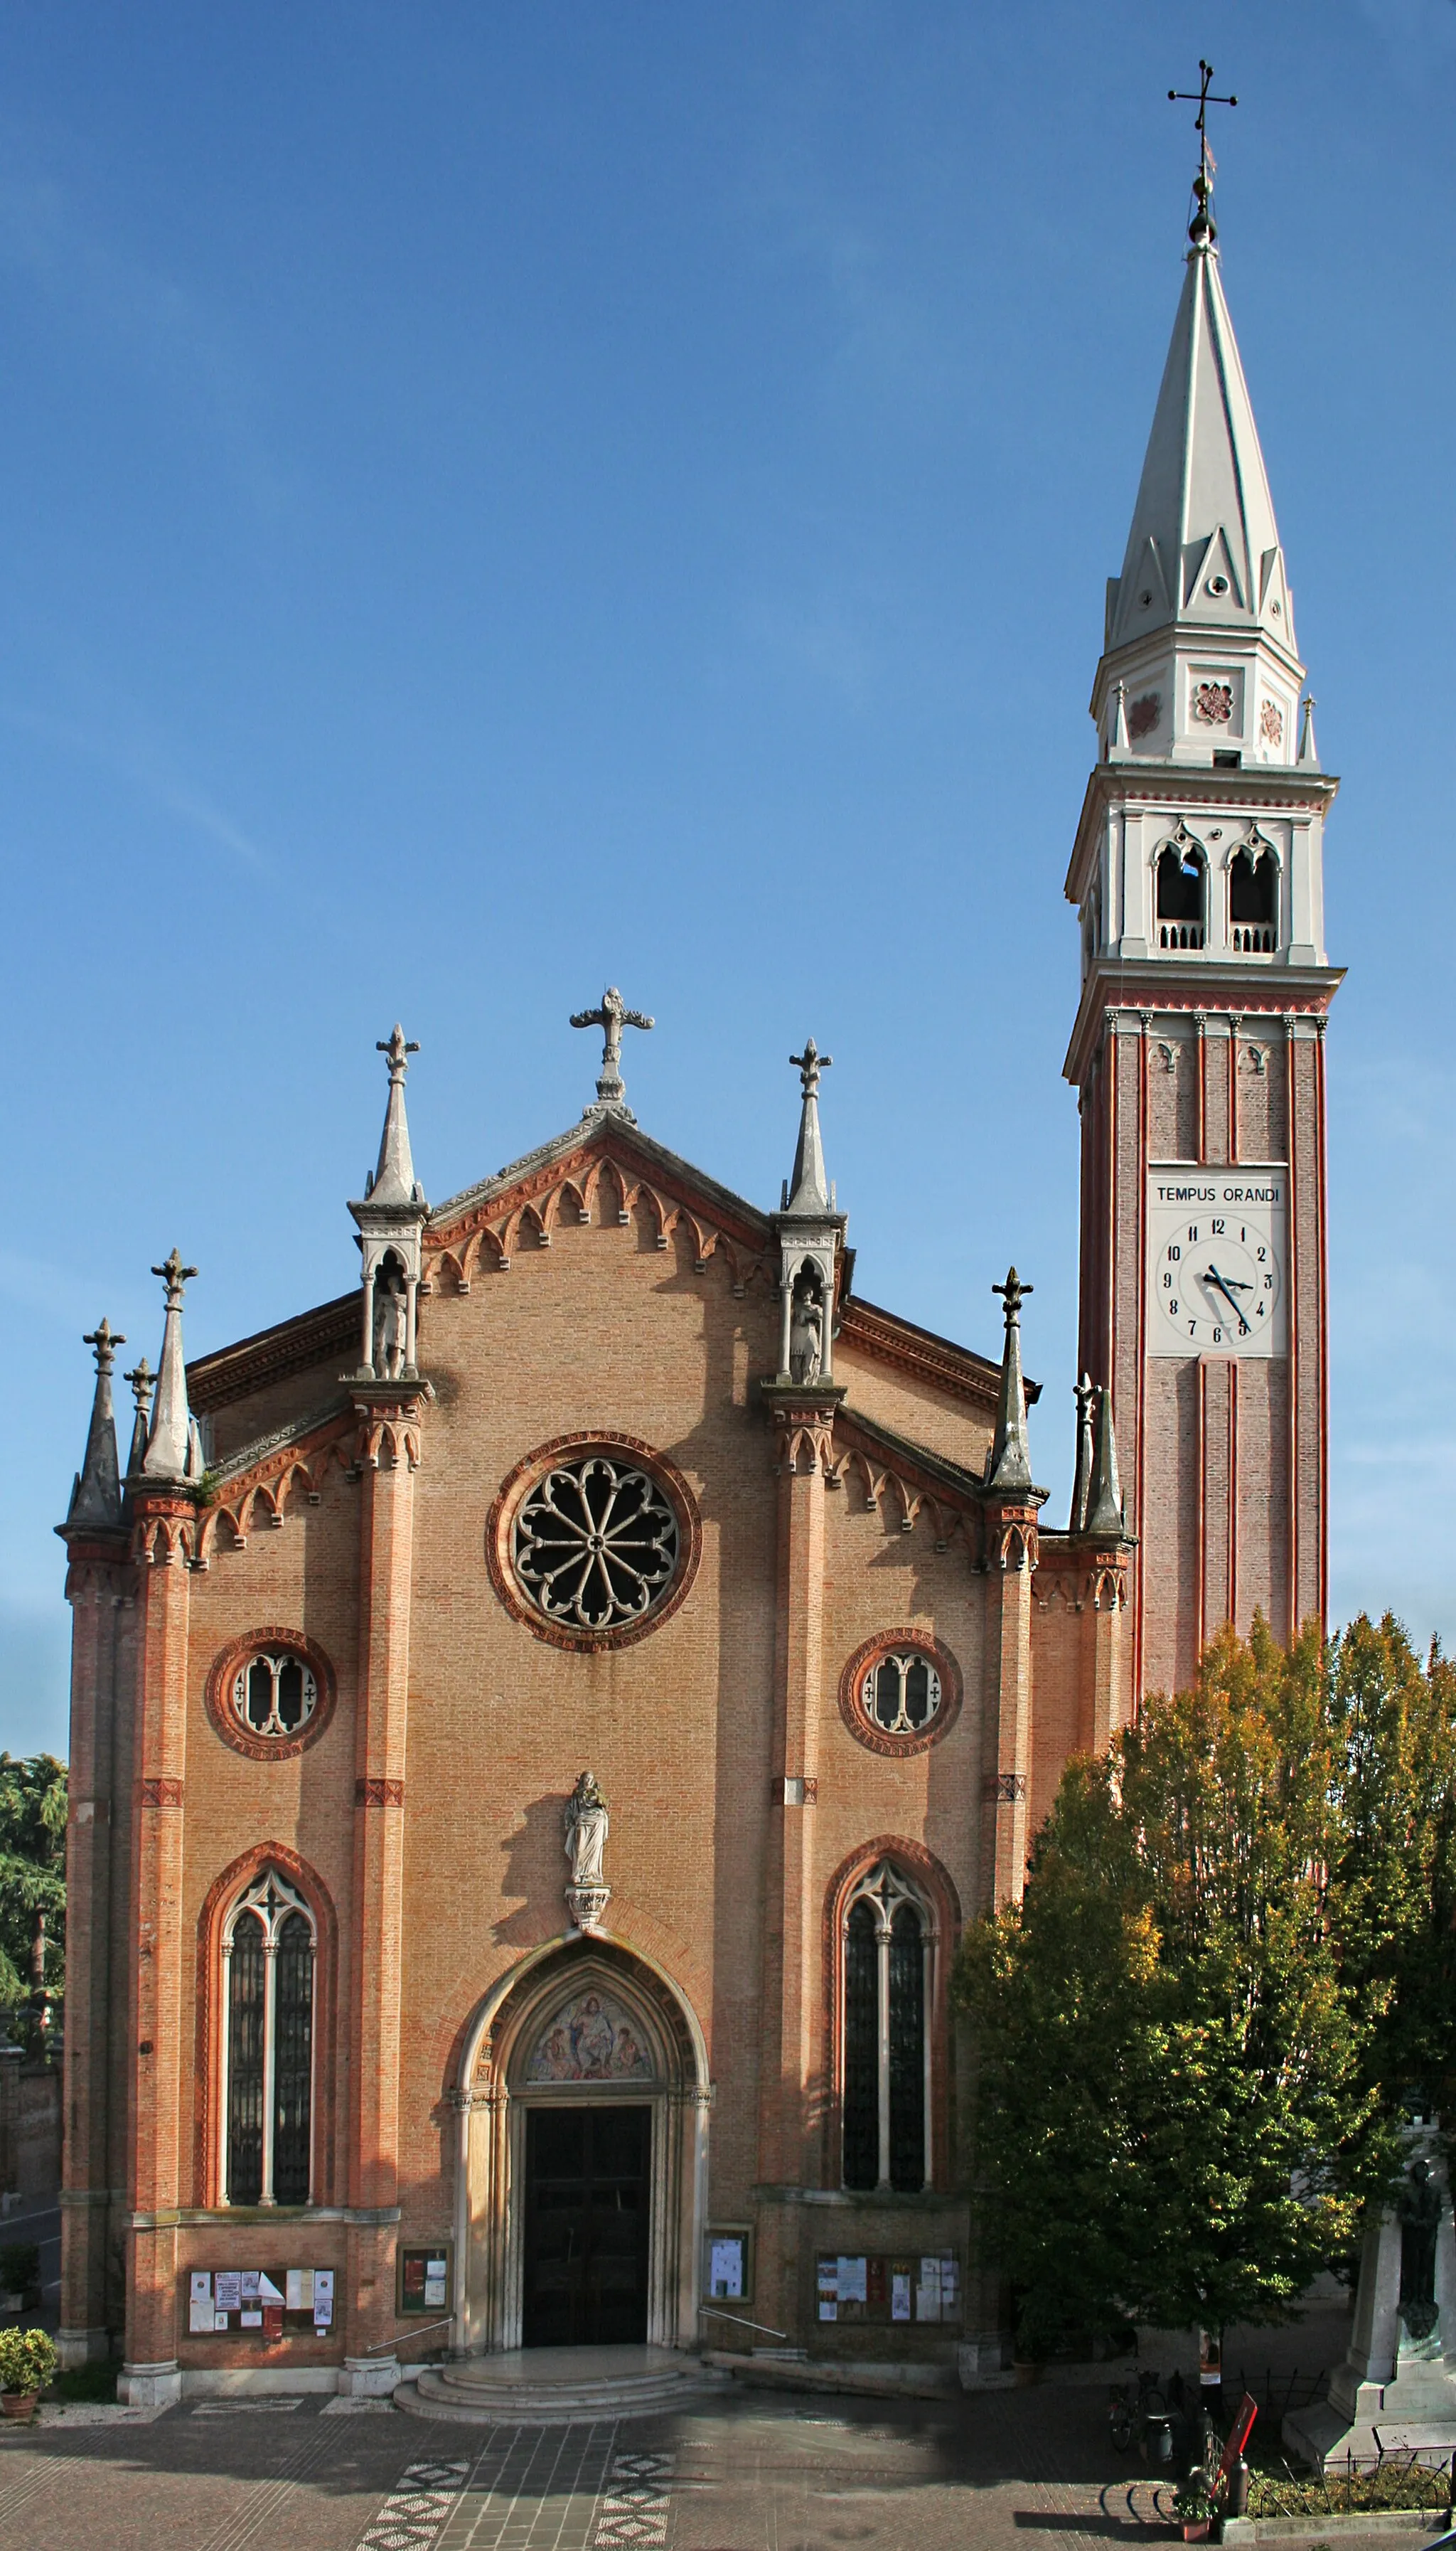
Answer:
[{"left": 1146, "top": 1168, "right": 1289, "bottom": 1358}]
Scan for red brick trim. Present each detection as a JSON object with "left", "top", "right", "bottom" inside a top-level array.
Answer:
[
  {"left": 820, "top": 1836, "right": 961, "bottom": 2196},
  {"left": 837, "top": 1629, "right": 963, "bottom": 1759},
  {"left": 140, "top": 1777, "right": 184, "bottom": 1808},
  {"left": 193, "top": 1843, "right": 338, "bottom": 2210},
  {"left": 484, "top": 1433, "right": 702, "bottom": 1653},
  {"left": 203, "top": 1628, "right": 338, "bottom": 1763},
  {"left": 355, "top": 1778, "right": 405, "bottom": 1807}
]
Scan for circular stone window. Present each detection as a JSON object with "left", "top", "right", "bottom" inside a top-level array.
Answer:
[
  {"left": 205, "top": 1629, "right": 337, "bottom": 1762},
  {"left": 487, "top": 1434, "right": 701, "bottom": 1653},
  {"left": 839, "top": 1628, "right": 962, "bottom": 1758}
]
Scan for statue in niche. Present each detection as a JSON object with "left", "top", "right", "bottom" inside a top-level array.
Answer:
[
  {"left": 373, "top": 1262, "right": 407, "bottom": 1379},
  {"left": 788, "top": 1267, "right": 824, "bottom": 1384},
  {"left": 1400, "top": 2155, "right": 1442, "bottom": 2343},
  {"left": 564, "top": 1771, "right": 609, "bottom": 1889}
]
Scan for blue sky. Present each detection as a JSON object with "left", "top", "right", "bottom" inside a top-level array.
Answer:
[{"left": 3, "top": 0, "right": 1454, "bottom": 1758}]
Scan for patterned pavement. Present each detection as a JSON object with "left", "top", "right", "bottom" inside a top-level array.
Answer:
[{"left": 0, "top": 2380, "right": 1408, "bottom": 2551}]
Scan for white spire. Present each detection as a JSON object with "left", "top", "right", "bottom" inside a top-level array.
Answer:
[
  {"left": 142, "top": 1250, "right": 198, "bottom": 1481},
  {"left": 1106, "top": 230, "right": 1293, "bottom": 661},
  {"left": 366, "top": 1026, "right": 422, "bottom": 1208}
]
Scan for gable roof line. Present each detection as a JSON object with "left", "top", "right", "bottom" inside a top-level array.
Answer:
[
  {"left": 207, "top": 1390, "right": 357, "bottom": 1491},
  {"left": 188, "top": 1292, "right": 358, "bottom": 1414},
  {"left": 429, "top": 1112, "right": 772, "bottom": 1249},
  {"left": 838, "top": 1294, "right": 1035, "bottom": 1412},
  {"left": 835, "top": 1404, "right": 995, "bottom": 1508}
]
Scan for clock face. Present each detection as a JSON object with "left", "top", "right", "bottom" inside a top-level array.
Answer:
[{"left": 1146, "top": 1167, "right": 1288, "bottom": 1358}]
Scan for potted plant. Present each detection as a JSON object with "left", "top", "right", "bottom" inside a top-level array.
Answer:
[
  {"left": 0, "top": 2326, "right": 55, "bottom": 2420},
  {"left": 1172, "top": 2473, "right": 1216, "bottom": 2542}
]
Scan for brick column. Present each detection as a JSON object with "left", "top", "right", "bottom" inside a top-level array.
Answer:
[
  {"left": 57, "top": 1532, "right": 130, "bottom": 2363},
  {"left": 119, "top": 1491, "right": 195, "bottom": 2407},
  {"left": 1085, "top": 1550, "right": 1131, "bottom": 1757},
  {"left": 979, "top": 1498, "right": 1039, "bottom": 1909},
  {"left": 341, "top": 1382, "right": 429, "bottom": 2396},
  {"left": 756, "top": 1380, "right": 842, "bottom": 2338}
]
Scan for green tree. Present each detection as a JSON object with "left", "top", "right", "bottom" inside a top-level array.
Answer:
[
  {"left": 0, "top": 1755, "right": 66, "bottom": 2011},
  {"left": 953, "top": 1619, "right": 1436, "bottom": 2357}
]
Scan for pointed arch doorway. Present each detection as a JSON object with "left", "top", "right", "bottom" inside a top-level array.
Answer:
[{"left": 453, "top": 1939, "right": 710, "bottom": 2355}]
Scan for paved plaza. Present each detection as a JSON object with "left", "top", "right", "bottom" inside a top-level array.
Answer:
[
  {"left": 0, "top": 2374, "right": 1410, "bottom": 2551},
  {"left": 0, "top": 2381, "right": 1193, "bottom": 2551}
]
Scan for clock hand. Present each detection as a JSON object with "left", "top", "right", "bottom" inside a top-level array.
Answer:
[{"left": 1200, "top": 1267, "right": 1251, "bottom": 1335}]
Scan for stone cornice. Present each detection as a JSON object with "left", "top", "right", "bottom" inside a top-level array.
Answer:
[{"left": 1064, "top": 964, "right": 1344, "bottom": 1085}]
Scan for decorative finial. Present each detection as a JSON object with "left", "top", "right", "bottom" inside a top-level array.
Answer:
[
  {"left": 142, "top": 1254, "right": 198, "bottom": 1481},
  {"left": 65, "top": 1319, "right": 128, "bottom": 1528},
  {"left": 986, "top": 1267, "right": 1034, "bottom": 1495},
  {"left": 123, "top": 1356, "right": 154, "bottom": 1476},
  {"left": 1071, "top": 1374, "right": 1096, "bottom": 1533},
  {"left": 570, "top": 986, "right": 654, "bottom": 1114},
  {"left": 151, "top": 1248, "right": 198, "bottom": 1306},
  {"left": 1168, "top": 60, "right": 1237, "bottom": 247},
  {"left": 1085, "top": 1385, "right": 1126, "bottom": 1538},
  {"left": 377, "top": 1024, "right": 419, "bottom": 1081},
  {"left": 1298, "top": 696, "right": 1320, "bottom": 768},
  {"left": 992, "top": 1266, "right": 1032, "bottom": 1324},
  {"left": 363, "top": 1026, "right": 424, "bottom": 1208},
  {"left": 83, "top": 1318, "right": 124, "bottom": 1375},
  {"left": 790, "top": 1037, "right": 833, "bottom": 1098}
]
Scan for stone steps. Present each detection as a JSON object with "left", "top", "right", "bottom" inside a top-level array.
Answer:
[{"left": 395, "top": 2344, "right": 732, "bottom": 2426}]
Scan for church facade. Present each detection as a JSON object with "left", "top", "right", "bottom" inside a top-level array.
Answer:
[{"left": 56, "top": 166, "right": 1339, "bottom": 2401}]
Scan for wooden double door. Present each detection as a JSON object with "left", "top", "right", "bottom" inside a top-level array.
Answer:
[{"left": 522, "top": 2104, "right": 651, "bottom": 2348}]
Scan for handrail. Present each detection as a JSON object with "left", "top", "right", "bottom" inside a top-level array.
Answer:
[{"left": 697, "top": 2305, "right": 791, "bottom": 2341}]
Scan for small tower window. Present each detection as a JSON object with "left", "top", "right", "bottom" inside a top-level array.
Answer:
[
  {"left": 841, "top": 1861, "right": 933, "bottom": 2194},
  {"left": 222, "top": 1870, "right": 316, "bottom": 2206},
  {"left": 1156, "top": 842, "right": 1206, "bottom": 949},
  {"left": 1229, "top": 847, "right": 1277, "bottom": 953},
  {"left": 232, "top": 1651, "right": 318, "bottom": 1740}
]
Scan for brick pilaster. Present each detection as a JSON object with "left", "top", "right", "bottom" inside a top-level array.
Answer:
[
  {"left": 980, "top": 1499, "right": 1039, "bottom": 1909},
  {"left": 58, "top": 1531, "right": 130, "bottom": 2360},
  {"left": 755, "top": 1380, "right": 842, "bottom": 2337},
  {"left": 122, "top": 1491, "right": 195, "bottom": 2395},
  {"left": 343, "top": 1382, "right": 429, "bottom": 2388}
]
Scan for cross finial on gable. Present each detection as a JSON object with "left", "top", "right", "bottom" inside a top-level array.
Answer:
[{"left": 570, "top": 986, "right": 655, "bottom": 1114}]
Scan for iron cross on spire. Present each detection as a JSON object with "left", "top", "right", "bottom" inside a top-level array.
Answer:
[
  {"left": 570, "top": 986, "right": 655, "bottom": 1109},
  {"left": 1169, "top": 58, "right": 1237, "bottom": 244}
]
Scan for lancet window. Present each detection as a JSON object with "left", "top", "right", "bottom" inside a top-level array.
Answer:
[
  {"left": 1228, "top": 843, "right": 1277, "bottom": 952},
  {"left": 222, "top": 1870, "right": 315, "bottom": 2206},
  {"left": 841, "top": 1861, "right": 932, "bottom": 2195},
  {"left": 1157, "top": 839, "right": 1206, "bottom": 949}
]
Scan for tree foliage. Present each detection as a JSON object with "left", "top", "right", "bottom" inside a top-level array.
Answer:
[
  {"left": 0, "top": 1755, "right": 66, "bottom": 2010},
  {"left": 953, "top": 1616, "right": 1456, "bottom": 2356}
]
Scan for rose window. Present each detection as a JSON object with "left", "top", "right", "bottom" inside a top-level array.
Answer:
[
  {"left": 232, "top": 1651, "right": 318, "bottom": 1740},
  {"left": 861, "top": 1651, "right": 942, "bottom": 1737},
  {"left": 513, "top": 1456, "right": 680, "bottom": 1631}
]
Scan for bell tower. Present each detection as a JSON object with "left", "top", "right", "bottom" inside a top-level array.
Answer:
[{"left": 1065, "top": 149, "right": 1343, "bottom": 1701}]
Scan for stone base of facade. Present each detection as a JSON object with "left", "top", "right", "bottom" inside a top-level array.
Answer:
[
  {"left": 119, "top": 2360, "right": 182, "bottom": 2407},
  {"left": 338, "top": 2353, "right": 402, "bottom": 2397},
  {"left": 57, "top": 2325, "right": 112, "bottom": 2370}
]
